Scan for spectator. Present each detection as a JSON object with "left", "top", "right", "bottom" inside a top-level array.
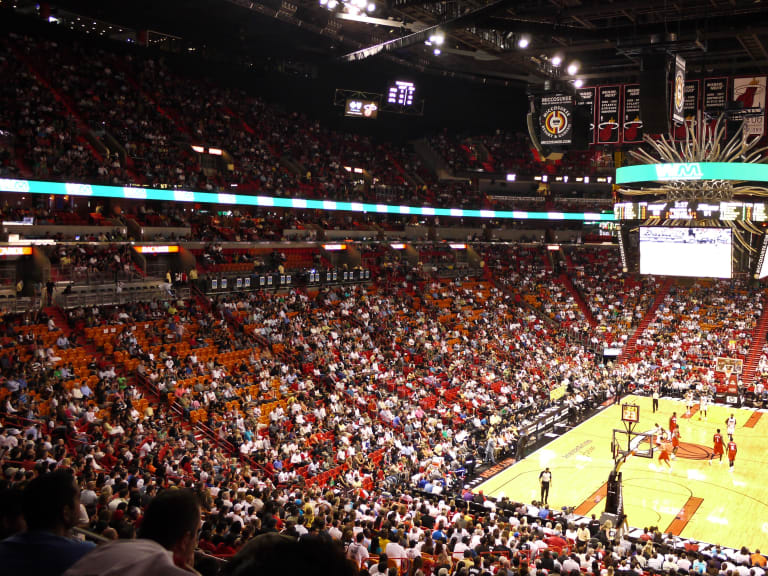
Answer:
[
  {"left": 0, "top": 470, "right": 95, "bottom": 576},
  {"left": 64, "top": 489, "right": 201, "bottom": 576}
]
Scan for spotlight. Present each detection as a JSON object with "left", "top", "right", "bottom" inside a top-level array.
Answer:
[
  {"left": 517, "top": 35, "right": 530, "bottom": 49},
  {"left": 319, "top": 0, "right": 327, "bottom": 4},
  {"left": 573, "top": 78, "right": 584, "bottom": 88},
  {"left": 429, "top": 33, "right": 445, "bottom": 46},
  {"left": 366, "top": 2, "right": 376, "bottom": 11},
  {"left": 433, "top": 48, "right": 441, "bottom": 56},
  {"left": 328, "top": 0, "right": 338, "bottom": 7},
  {"left": 551, "top": 55, "right": 562, "bottom": 67},
  {"left": 567, "top": 61, "right": 580, "bottom": 75}
]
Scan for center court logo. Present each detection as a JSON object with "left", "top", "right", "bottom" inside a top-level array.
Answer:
[{"left": 655, "top": 163, "right": 703, "bottom": 180}]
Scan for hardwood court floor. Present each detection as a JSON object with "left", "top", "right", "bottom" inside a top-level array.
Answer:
[{"left": 476, "top": 394, "right": 768, "bottom": 550}]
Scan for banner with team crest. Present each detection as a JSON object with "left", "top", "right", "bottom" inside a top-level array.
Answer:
[
  {"left": 597, "top": 86, "right": 620, "bottom": 144},
  {"left": 622, "top": 84, "right": 642, "bottom": 143},
  {"left": 730, "top": 76, "right": 767, "bottom": 137}
]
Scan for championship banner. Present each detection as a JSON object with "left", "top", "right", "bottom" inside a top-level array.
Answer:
[
  {"left": 672, "top": 55, "right": 686, "bottom": 124},
  {"left": 731, "top": 76, "right": 767, "bottom": 138},
  {"left": 597, "top": 85, "right": 621, "bottom": 144},
  {"left": 575, "top": 87, "right": 596, "bottom": 145},
  {"left": 622, "top": 84, "right": 642, "bottom": 143},
  {"left": 703, "top": 77, "right": 728, "bottom": 138},
  {"left": 539, "top": 94, "right": 574, "bottom": 146},
  {"left": 673, "top": 80, "right": 700, "bottom": 140}
]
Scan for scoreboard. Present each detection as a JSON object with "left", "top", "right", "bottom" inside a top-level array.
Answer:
[{"left": 615, "top": 200, "right": 764, "bottom": 221}]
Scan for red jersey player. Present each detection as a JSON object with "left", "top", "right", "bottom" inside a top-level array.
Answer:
[
  {"left": 670, "top": 427, "right": 681, "bottom": 459},
  {"left": 710, "top": 428, "right": 724, "bottom": 465},
  {"left": 669, "top": 412, "right": 678, "bottom": 434},
  {"left": 727, "top": 438, "right": 737, "bottom": 471},
  {"left": 658, "top": 438, "right": 672, "bottom": 470}
]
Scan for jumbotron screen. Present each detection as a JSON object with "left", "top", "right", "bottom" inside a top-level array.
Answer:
[{"left": 639, "top": 227, "right": 732, "bottom": 278}]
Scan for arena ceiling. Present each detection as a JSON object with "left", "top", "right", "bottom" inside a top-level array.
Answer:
[{"left": 23, "top": 0, "right": 768, "bottom": 85}]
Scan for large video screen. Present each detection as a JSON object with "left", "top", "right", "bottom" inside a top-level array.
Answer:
[{"left": 639, "top": 227, "right": 732, "bottom": 278}]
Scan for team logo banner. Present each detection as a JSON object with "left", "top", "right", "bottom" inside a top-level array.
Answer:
[
  {"left": 672, "top": 55, "right": 686, "bottom": 124},
  {"left": 730, "top": 76, "right": 767, "bottom": 137},
  {"left": 622, "top": 84, "right": 642, "bottom": 143},
  {"left": 703, "top": 77, "right": 728, "bottom": 138},
  {"left": 597, "top": 86, "right": 620, "bottom": 144},
  {"left": 539, "top": 94, "right": 573, "bottom": 145},
  {"left": 575, "top": 87, "right": 596, "bottom": 145},
  {"left": 673, "top": 80, "right": 700, "bottom": 140}
]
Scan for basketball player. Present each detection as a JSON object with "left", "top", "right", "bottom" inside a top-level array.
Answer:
[
  {"left": 698, "top": 393, "right": 708, "bottom": 421},
  {"left": 669, "top": 412, "right": 678, "bottom": 434},
  {"left": 727, "top": 438, "right": 737, "bottom": 471},
  {"left": 653, "top": 423, "right": 664, "bottom": 447},
  {"left": 658, "top": 438, "right": 672, "bottom": 470},
  {"left": 670, "top": 427, "right": 681, "bottom": 459},
  {"left": 726, "top": 414, "right": 736, "bottom": 440},
  {"left": 710, "top": 428, "right": 724, "bottom": 465},
  {"left": 685, "top": 391, "right": 695, "bottom": 417}
]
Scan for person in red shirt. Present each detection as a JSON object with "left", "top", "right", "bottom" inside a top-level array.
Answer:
[
  {"left": 710, "top": 429, "right": 724, "bottom": 465},
  {"left": 669, "top": 412, "right": 678, "bottom": 434},
  {"left": 670, "top": 427, "right": 681, "bottom": 459},
  {"left": 658, "top": 438, "right": 672, "bottom": 470},
  {"left": 727, "top": 438, "right": 737, "bottom": 471}
]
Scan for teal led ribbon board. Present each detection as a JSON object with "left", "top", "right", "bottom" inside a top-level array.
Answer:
[
  {"left": 0, "top": 178, "right": 615, "bottom": 222},
  {"left": 616, "top": 163, "right": 768, "bottom": 185}
]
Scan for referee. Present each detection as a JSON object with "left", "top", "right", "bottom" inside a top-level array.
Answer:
[{"left": 539, "top": 467, "right": 552, "bottom": 506}]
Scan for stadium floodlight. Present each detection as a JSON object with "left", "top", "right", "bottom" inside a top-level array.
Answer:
[
  {"left": 366, "top": 2, "right": 376, "bottom": 11},
  {"left": 567, "top": 61, "right": 580, "bottom": 75},
  {"left": 551, "top": 54, "right": 562, "bottom": 67},
  {"left": 433, "top": 48, "right": 441, "bottom": 56},
  {"left": 573, "top": 78, "right": 584, "bottom": 88},
  {"left": 429, "top": 33, "right": 444, "bottom": 45},
  {"left": 328, "top": 0, "right": 338, "bottom": 8},
  {"left": 517, "top": 35, "right": 530, "bottom": 49}
]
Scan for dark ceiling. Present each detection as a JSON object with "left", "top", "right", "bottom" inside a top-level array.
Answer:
[{"left": 20, "top": 0, "right": 768, "bottom": 85}]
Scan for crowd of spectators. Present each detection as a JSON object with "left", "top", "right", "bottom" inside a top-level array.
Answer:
[{"left": 2, "top": 241, "right": 768, "bottom": 575}]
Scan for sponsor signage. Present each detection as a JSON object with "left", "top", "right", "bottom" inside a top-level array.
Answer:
[
  {"left": 539, "top": 94, "right": 574, "bottom": 145},
  {"left": 672, "top": 55, "right": 686, "bottom": 124}
]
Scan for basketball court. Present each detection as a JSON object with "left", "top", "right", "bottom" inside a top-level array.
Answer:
[{"left": 476, "top": 394, "right": 768, "bottom": 550}]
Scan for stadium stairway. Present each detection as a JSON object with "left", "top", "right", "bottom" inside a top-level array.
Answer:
[
  {"left": 619, "top": 277, "right": 674, "bottom": 360},
  {"left": 45, "top": 306, "right": 71, "bottom": 337},
  {"left": 558, "top": 272, "right": 597, "bottom": 328},
  {"left": 741, "top": 291, "right": 768, "bottom": 383}
]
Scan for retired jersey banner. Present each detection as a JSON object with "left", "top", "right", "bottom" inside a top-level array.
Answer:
[
  {"left": 598, "top": 85, "right": 621, "bottom": 144},
  {"left": 622, "top": 84, "right": 642, "bottom": 143},
  {"left": 703, "top": 77, "right": 728, "bottom": 137},
  {"left": 673, "top": 80, "right": 700, "bottom": 140},
  {"left": 672, "top": 55, "right": 686, "bottom": 124},
  {"left": 539, "top": 94, "right": 573, "bottom": 145},
  {"left": 575, "top": 87, "right": 596, "bottom": 145},
  {"left": 731, "top": 76, "right": 767, "bottom": 137}
]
